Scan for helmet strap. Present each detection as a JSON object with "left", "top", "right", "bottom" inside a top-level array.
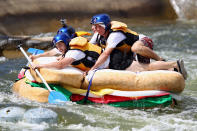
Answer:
[
  {"left": 62, "top": 44, "right": 70, "bottom": 58},
  {"left": 62, "top": 53, "right": 65, "bottom": 58},
  {"left": 103, "top": 24, "right": 111, "bottom": 36},
  {"left": 103, "top": 30, "right": 110, "bottom": 38}
]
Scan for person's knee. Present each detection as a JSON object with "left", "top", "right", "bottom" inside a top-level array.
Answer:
[{"left": 131, "top": 41, "right": 144, "bottom": 53}]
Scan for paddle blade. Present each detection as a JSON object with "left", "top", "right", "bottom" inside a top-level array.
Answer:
[
  {"left": 48, "top": 91, "right": 68, "bottom": 104},
  {"left": 27, "top": 48, "right": 44, "bottom": 54}
]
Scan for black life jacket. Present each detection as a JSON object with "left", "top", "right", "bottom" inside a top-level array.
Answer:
[{"left": 68, "top": 36, "right": 102, "bottom": 71}]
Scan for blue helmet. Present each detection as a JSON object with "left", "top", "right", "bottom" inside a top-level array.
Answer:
[
  {"left": 91, "top": 14, "right": 111, "bottom": 30},
  {"left": 57, "top": 26, "right": 76, "bottom": 38},
  {"left": 52, "top": 33, "right": 71, "bottom": 48}
]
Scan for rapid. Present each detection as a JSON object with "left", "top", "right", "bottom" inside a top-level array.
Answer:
[
  {"left": 0, "top": 19, "right": 197, "bottom": 130},
  {"left": 1, "top": 0, "right": 197, "bottom": 130}
]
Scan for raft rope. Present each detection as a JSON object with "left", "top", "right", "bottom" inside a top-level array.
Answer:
[{"left": 83, "top": 69, "right": 98, "bottom": 104}]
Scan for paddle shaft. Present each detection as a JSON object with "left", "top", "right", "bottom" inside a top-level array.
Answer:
[{"left": 18, "top": 45, "right": 52, "bottom": 92}]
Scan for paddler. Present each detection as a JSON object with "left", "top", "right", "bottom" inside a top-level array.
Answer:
[
  {"left": 87, "top": 13, "right": 187, "bottom": 79},
  {"left": 31, "top": 33, "right": 109, "bottom": 71}
]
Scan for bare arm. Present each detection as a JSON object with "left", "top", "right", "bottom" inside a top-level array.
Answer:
[
  {"left": 90, "top": 48, "right": 113, "bottom": 71},
  {"left": 30, "top": 49, "right": 59, "bottom": 61},
  {"left": 34, "top": 57, "right": 75, "bottom": 69},
  {"left": 131, "top": 41, "right": 163, "bottom": 61}
]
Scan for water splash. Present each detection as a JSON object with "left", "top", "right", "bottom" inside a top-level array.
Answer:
[
  {"left": 0, "top": 57, "right": 6, "bottom": 62},
  {"left": 170, "top": 0, "right": 197, "bottom": 20},
  {"left": 0, "top": 120, "right": 50, "bottom": 131},
  {"left": 0, "top": 21, "right": 197, "bottom": 130}
]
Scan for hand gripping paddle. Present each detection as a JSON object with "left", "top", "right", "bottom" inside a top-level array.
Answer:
[{"left": 18, "top": 45, "right": 68, "bottom": 104}]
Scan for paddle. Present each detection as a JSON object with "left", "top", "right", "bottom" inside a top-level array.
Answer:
[
  {"left": 17, "top": 44, "right": 68, "bottom": 104},
  {"left": 18, "top": 48, "right": 44, "bottom": 78},
  {"left": 24, "top": 48, "right": 44, "bottom": 71},
  {"left": 27, "top": 48, "right": 44, "bottom": 55}
]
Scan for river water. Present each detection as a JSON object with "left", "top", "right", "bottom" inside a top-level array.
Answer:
[{"left": 0, "top": 19, "right": 197, "bottom": 130}]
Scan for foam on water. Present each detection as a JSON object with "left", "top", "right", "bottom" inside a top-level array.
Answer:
[
  {"left": 65, "top": 123, "right": 120, "bottom": 131},
  {"left": 0, "top": 21, "right": 197, "bottom": 131},
  {"left": 0, "top": 120, "right": 50, "bottom": 131},
  {"left": 1, "top": 88, "right": 197, "bottom": 131},
  {"left": 0, "top": 57, "right": 6, "bottom": 62}
]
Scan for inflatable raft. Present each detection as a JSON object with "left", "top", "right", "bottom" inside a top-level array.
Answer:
[{"left": 12, "top": 57, "right": 185, "bottom": 108}]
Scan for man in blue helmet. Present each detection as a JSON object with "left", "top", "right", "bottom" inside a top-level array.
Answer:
[
  {"left": 87, "top": 13, "right": 187, "bottom": 79},
  {"left": 30, "top": 26, "right": 77, "bottom": 61},
  {"left": 88, "top": 14, "right": 163, "bottom": 68},
  {"left": 31, "top": 33, "right": 110, "bottom": 71},
  {"left": 89, "top": 13, "right": 164, "bottom": 64}
]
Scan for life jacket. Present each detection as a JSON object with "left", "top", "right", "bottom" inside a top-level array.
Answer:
[
  {"left": 96, "top": 21, "right": 139, "bottom": 53},
  {"left": 76, "top": 31, "right": 92, "bottom": 37},
  {"left": 96, "top": 21, "right": 139, "bottom": 70},
  {"left": 69, "top": 36, "right": 102, "bottom": 71}
]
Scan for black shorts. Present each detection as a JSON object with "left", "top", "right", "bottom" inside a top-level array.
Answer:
[{"left": 109, "top": 49, "right": 133, "bottom": 70}]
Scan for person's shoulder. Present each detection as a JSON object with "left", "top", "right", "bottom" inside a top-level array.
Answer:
[
  {"left": 89, "top": 32, "right": 99, "bottom": 44},
  {"left": 110, "top": 31, "right": 125, "bottom": 36},
  {"left": 108, "top": 31, "right": 126, "bottom": 39},
  {"left": 67, "top": 49, "right": 85, "bottom": 55}
]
